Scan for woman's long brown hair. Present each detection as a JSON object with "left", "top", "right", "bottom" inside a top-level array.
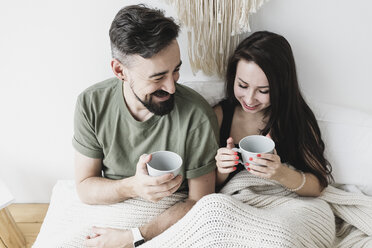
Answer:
[{"left": 225, "top": 31, "right": 333, "bottom": 188}]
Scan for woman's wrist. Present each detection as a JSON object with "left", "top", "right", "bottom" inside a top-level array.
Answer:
[
  {"left": 271, "top": 163, "right": 288, "bottom": 183},
  {"left": 284, "top": 171, "right": 306, "bottom": 192},
  {"left": 274, "top": 164, "right": 306, "bottom": 192},
  {"left": 216, "top": 170, "right": 229, "bottom": 186}
]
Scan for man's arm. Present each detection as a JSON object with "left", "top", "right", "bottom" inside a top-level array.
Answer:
[
  {"left": 75, "top": 152, "right": 183, "bottom": 205},
  {"left": 75, "top": 151, "right": 133, "bottom": 204},
  {"left": 140, "top": 170, "right": 215, "bottom": 240},
  {"left": 85, "top": 170, "right": 216, "bottom": 247}
]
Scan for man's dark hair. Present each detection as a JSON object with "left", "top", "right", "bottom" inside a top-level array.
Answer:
[{"left": 109, "top": 4, "right": 180, "bottom": 65}]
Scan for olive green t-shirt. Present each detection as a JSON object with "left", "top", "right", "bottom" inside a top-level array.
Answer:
[{"left": 72, "top": 77, "right": 219, "bottom": 190}]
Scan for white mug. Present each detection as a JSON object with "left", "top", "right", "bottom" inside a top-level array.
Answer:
[
  {"left": 146, "top": 151, "right": 182, "bottom": 177},
  {"left": 233, "top": 135, "right": 275, "bottom": 168}
]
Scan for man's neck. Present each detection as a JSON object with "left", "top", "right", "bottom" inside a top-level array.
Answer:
[{"left": 122, "top": 82, "right": 154, "bottom": 122}]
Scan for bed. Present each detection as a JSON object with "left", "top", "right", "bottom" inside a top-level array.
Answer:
[{"left": 33, "top": 81, "right": 372, "bottom": 247}]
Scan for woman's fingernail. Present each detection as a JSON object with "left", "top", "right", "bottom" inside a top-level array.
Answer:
[
  {"left": 234, "top": 161, "right": 239, "bottom": 165},
  {"left": 233, "top": 167, "right": 237, "bottom": 171},
  {"left": 235, "top": 156, "right": 239, "bottom": 160},
  {"left": 257, "top": 154, "right": 261, "bottom": 157},
  {"left": 234, "top": 152, "right": 238, "bottom": 155},
  {"left": 249, "top": 157, "right": 253, "bottom": 161},
  {"left": 246, "top": 163, "right": 249, "bottom": 166},
  {"left": 247, "top": 167, "right": 250, "bottom": 171}
]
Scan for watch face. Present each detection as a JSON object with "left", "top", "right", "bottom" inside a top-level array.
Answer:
[{"left": 134, "top": 239, "right": 145, "bottom": 247}]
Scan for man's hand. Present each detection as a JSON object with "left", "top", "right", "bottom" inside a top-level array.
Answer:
[
  {"left": 130, "top": 154, "right": 183, "bottom": 202},
  {"left": 85, "top": 227, "right": 132, "bottom": 248}
]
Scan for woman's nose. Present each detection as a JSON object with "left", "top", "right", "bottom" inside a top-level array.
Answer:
[{"left": 244, "top": 90, "right": 256, "bottom": 104}]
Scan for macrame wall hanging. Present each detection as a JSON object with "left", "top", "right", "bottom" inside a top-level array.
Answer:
[{"left": 164, "top": 0, "right": 267, "bottom": 78}]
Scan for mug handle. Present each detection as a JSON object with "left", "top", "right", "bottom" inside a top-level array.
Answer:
[{"left": 232, "top": 147, "right": 244, "bottom": 164}]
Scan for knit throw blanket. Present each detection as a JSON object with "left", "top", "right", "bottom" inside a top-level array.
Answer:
[{"left": 34, "top": 171, "right": 372, "bottom": 247}]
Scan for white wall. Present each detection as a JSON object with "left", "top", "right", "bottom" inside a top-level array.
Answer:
[
  {"left": 250, "top": 0, "right": 372, "bottom": 113},
  {"left": 0, "top": 0, "right": 371, "bottom": 203}
]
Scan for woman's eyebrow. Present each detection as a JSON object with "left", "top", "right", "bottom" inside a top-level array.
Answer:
[{"left": 238, "top": 77, "right": 269, "bottom": 88}]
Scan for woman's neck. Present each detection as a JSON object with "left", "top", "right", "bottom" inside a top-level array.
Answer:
[{"left": 230, "top": 106, "right": 268, "bottom": 142}]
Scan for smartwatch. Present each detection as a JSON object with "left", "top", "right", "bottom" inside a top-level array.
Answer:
[{"left": 131, "top": 227, "right": 145, "bottom": 247}]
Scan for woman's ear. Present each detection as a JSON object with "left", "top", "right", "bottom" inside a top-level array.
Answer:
[{"left": 111, "top": 59, "right": 126, "bottom": 81}]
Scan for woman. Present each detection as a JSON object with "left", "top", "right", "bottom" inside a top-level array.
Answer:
[{"left": 215, "top": 31, "right": 333, "bottom": 196}]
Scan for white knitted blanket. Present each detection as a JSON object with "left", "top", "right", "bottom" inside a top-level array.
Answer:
[{"left": 34, "top": 171, "right": 372, "bottom": 248}]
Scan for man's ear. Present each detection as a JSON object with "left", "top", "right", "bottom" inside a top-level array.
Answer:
[{"left": 111, "top": 59, "right": 126, "bottom": 81}]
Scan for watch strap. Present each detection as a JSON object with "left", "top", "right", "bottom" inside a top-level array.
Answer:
[{"left": 131, "top": 227, "right": 145, "bottom": 247}]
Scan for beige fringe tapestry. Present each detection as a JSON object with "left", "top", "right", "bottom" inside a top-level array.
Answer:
[{"left": 164, "top": 0, "right": 267, "bottom": 77}]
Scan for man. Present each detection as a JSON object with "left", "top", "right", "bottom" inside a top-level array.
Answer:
[{"left": 72, "top": 4, "right": 219, "bottom": 247}]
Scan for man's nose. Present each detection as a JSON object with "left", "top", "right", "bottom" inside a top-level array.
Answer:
[{"left": 161, "top": 77, "right": 176, "bottom": 95}]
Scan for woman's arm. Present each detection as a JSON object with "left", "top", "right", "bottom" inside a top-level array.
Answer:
[
  {"left": 213, "top": 104, "right": 223, "bottom": 128},
  {"left": 248, "top": 152, "right": 324, "bottom": 197},
  {"left": 213, "top": 105, "right": 232, "bottom": 187},
  {"left": 273, "top": 165, "right": 323, "bottom": 196}
]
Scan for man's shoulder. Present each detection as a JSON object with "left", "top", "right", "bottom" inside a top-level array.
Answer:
[
  {"left": 80, "top": 77, "right": 119, "bottom": 96},
  {"left": 175, "top": 83, "right": 214, "bottom": 114},
  {"left": 77, "top": 77, "right": 120, "bottom": 103}
]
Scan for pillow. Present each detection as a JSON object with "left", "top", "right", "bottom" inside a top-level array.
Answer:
[
  {"left": 181, "top": 80, "right": 225, "bottom": 107},
  {"left": 308, "top": 100, "right": 372, "bottom": 193}
]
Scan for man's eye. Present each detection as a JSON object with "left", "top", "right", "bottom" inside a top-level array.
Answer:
[{"left": 155, "top": 77, "right": 164, "bottom": 81}]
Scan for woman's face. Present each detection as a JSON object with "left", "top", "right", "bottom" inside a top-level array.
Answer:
[{"left": 234, "top": 60, "right": 270, "bottom": 114}]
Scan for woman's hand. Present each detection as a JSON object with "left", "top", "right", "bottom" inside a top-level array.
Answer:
[
  {"left": 215, "top": 137, "right": 239, "bottom": 174},
  {"left": 246, "top": 149, "right": 285, "bottom": 181}
]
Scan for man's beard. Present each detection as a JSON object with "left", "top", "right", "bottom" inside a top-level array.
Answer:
[{"left": 134, "top": 90, "right": 175, "bottom": 116}]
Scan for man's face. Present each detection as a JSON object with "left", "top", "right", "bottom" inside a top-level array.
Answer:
[{"left": 124, "top": 40, "right": 181, "bottom": 116}]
